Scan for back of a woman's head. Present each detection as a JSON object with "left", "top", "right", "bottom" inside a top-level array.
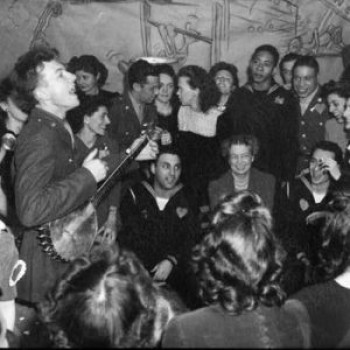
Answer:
[
  {"left": 40, "top": 249, "right": 162, "bottom": 348},
  {"left": 192, "top": 190, "right": 286, "bottom": 314},
  {"left": 313, "top": 194, "right": 350, "bottom": 280}
]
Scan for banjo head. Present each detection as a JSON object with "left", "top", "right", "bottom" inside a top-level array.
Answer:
[{"left": 43, "top": 203, "right": 98, "bottom": 262}]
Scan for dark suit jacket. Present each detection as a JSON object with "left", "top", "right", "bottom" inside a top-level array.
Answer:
[{"left": 208, "top": 167, "right": 276, "bottom": 211}]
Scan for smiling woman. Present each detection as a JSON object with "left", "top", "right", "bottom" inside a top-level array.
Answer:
[
  {"left": 66, "top": 55, "right": 120, "bottom": 133},
  {"left": 74, "top": 96, "right": 122, "bottom": 247},
  {"left": 208, "top": 134, "right": 276, "bottom": 212}
]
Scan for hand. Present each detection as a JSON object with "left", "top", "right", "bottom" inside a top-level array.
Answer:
[
  {"left": 101, "top": 210, "right": 117, "bottom": 245},
  {"left": 321, "top": 157, "right": 341, "bottom": 180},
  {"left": 161, "top": 131, "right": 172, "bottom": 145},
  {"left": 151, "top": 259, "right": 173, "bottom": 282},
  {"left": 135, "top": 140, "right": 159, "bottom": 161},
  {"left": 98, "top": 146, "right": 110, "bottom": 160},
  {"left": 82, "top": 148, "right": 108, "bottom": 183}
]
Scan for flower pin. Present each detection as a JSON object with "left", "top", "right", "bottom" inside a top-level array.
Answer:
[
  {"left": 274, "top": 96, "right": 285, "bottom": 105},
  {"left": 176, "top": 207, "right": 188, "bottom": 218}
]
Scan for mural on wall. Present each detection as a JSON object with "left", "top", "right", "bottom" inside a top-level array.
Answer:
[{"left": 0, "top": 0, "right": 349, "bottom": 90}]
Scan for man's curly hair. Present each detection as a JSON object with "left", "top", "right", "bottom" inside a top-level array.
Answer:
[
  {"left": 191, "top": 190, "right": 286, "bottom": 314},
  {"left": 39, "top": 248, "right": 168, "bottom": 348}
]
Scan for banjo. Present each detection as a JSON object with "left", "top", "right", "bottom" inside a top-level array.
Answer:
[{"left": 36, "top": 125, "right": 155, "bottom": 262}]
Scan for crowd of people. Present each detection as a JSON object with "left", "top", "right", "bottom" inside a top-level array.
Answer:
[{"left": 0, "top": 42, "right": 350, "bottom": 347}]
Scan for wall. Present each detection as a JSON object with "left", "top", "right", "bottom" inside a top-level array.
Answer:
[{"left": 0, "top": 0, "right": 349, "bottom": 92}]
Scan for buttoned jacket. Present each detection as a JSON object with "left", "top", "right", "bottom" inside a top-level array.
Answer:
[
  {"left": 14, "top": 107, "right": 96, "bottom": 227},
  {"left": 297, "top": 88, "right": 329, "bottom": 172},
  {"left": 108, "top": 92, "right": 158, "bottom": 151}
]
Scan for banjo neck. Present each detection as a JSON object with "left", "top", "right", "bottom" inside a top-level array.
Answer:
[{"left": 93, "top": 129, "right": 151, "bottom": 207}]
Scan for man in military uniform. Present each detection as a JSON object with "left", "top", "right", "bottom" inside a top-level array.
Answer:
[
  {"left": 293, "top": 55, "right": 329, "bottom": 174},
  {"left": 108, "top": 59, "right": 159, "bottom": 152}
]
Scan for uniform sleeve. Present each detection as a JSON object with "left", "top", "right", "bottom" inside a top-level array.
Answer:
[{"left": 14, "top": 134, "right": 96, "bottom": 227}]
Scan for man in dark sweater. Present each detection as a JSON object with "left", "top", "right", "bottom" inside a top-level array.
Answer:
[
  {"left": 119, "top": 145, "right": 200, "bottom": 307},
  {"left": 217, "top": 44, "right": 299, "bottom": 183}
]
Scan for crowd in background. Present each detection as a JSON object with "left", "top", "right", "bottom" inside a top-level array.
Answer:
[{"left": 0, "top": 42, "right": 350, "bottom": 348}]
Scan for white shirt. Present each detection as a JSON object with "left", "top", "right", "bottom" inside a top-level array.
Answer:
[{"left": 177, "top": 106, "right": 222, "bottom": 137}]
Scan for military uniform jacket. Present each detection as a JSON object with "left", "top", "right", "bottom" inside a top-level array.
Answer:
[
  {"left": 14, "top": 107, "right": 97, "bottom": 303},
  {"left": 108, "top": 93, "right": 158, "bottom": 151},
  {"left": 296, "top": 88, "right": 329, "bottom": 172}
]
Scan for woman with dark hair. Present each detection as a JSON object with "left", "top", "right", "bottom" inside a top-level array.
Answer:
[
  {"left": 176, "top": 65, "right": 224, "bottom": 207},
  {"left": 40, "top": 248, "right": 182, "bottom": 348},
  {"left": 0, "top": 75, "right": 31, "bottom": 237},
  {"left": 321, "top": 80, "right": 350, "bottom": 152},
  {"left": 162, "top": 190, "right": 310, "bottom": 348},
  {"left": 67, "top": 55, "right": 120, "bottom": 133},
  {"left": 154, "top": 63, "right": 180, "bottom": 142},
  {"left": 289, "top": 194, "right": 350, "bottom": 348},
  {"left": 209, "top": 61, "right": 239, "bottom": 112},
  {"left": 74, "top": 96, "right": 157, "bottom": 247},
  {"left": 74, "top": 96, "right": 121, "bottom": 246}
]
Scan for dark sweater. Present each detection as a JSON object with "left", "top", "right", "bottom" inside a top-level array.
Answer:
[{"left": 291, "top": 279, "right": 350, "bottom": 348}]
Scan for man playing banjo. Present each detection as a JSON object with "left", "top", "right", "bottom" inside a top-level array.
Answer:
[{"left": 11, "top": 47, "right": 158, "bottom": 304}]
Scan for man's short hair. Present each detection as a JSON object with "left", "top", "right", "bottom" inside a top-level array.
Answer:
[
  {"left": 293, "top": 55, "right": 320, "bottom": 76},
  {"left": 252, "top": 44, "right": 280, "bottom": 67},
  {"left": 11, "top": 46, "right": 59, "bottom": 107},
  {"left": 311, "top": 140, "right": 343, "bottom": 166},
  {"left": 279, "top": 52, "right": 300, "bottom": 72},
  {"left": 127, "top": 60, "right": 157, "bottom": 91},
  {"left": 155, "top": 144, "right": 182, "bottom": 164}
]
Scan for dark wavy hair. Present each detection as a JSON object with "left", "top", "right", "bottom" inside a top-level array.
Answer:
[
  {"left": 39, "top": 248, "right": 173, "bottom": 348},
  {"left": 67, "top": 55, "right": 109, "bottom": 87},
  {"left": 320, "top": 80, "right": 350, "bottom": 100},
  {"left": 154, "top": 63, "right": 179, "bottom": 107},
  {"left": 307, "top": 195, "right": 350, "bottom": 281},
  {"left": 191, "top": 190, "right": 286, "bottom": 314},
  {"left": 177, "top": 65, "right": 220, "bottom": 113},
  {"left": 0, "top": 75, "right": 33, "bottom": 128},
  {"left": 310, "top": 140, "right": 343, "bottom": 167},
  {"left": 11, "top": 46, "right": 59, "bottom": 109},
  {"left": 74, "top": 95, "right": 111, "bottom": 132},
  {"left": 209, "top": 61, "right": 239, "bottom": 89}
]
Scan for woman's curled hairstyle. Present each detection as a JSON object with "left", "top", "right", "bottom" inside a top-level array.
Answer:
[
  {"left": 309, "top": 194, "right": 350, "bottom": 281},
  {"left": 39, "top": 248, "right": 171, "bottom": 348},
  {"left": 191, "top": 190, "right": 286, "bottom": 314}
]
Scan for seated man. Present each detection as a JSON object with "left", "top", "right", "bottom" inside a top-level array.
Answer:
[
  {"left": 208, "top": 134, "right": 275, "bottom": 212},
  {"left": 118, "top": 145, "right": 200, "bottom": 308}
]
